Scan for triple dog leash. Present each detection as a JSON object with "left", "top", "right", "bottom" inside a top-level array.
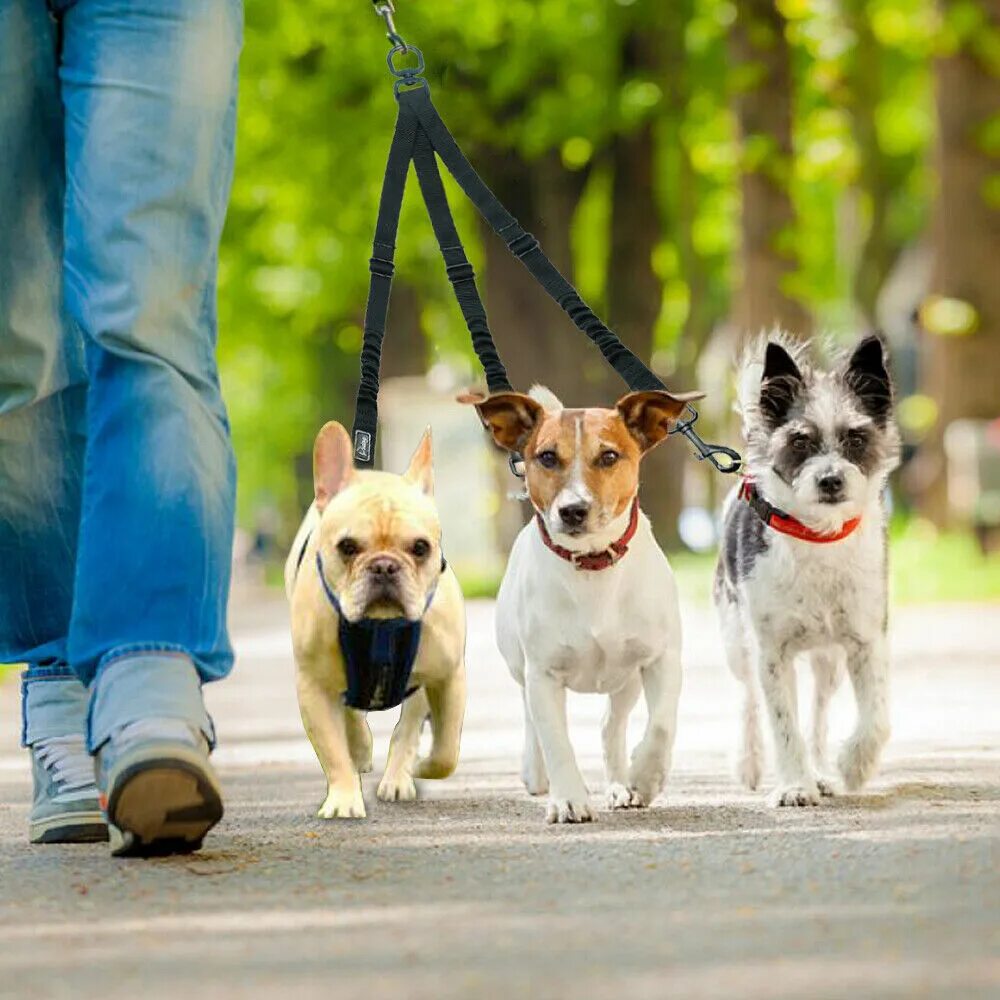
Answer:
[{"left": 352, "top": 2, "right": 742, "bottom": 476}]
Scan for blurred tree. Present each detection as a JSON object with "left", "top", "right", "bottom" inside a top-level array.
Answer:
[
  {"left": 918, "top": 0, "right": 1000, "bottom": 524},
  {"left": 730, "top": 0, "right": 812, "bottom": 338}
]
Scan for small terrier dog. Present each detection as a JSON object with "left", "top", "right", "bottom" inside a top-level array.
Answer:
[
  {"left": 461, "top": 384, "right": 703, "bottom": 823},
  {"left": 285, "top": 422, "right": 466, "bottom": 819},
  {"left": 714, "top": 334, "right": 900, "bottom": 806}
]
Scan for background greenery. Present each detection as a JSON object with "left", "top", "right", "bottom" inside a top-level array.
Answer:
[{"left": 218, "top": 0, "right": 1000, "bottom": 598}]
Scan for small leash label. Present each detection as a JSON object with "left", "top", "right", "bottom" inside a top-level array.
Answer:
[{"left": 354, "top": 430, "right": 372, "bottom": 463}]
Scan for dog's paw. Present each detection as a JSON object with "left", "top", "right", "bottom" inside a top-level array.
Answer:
[
  {"left": 769, "top": 783, "right": 821, "bottom": 808},
  {"left": 606, "top": 783, "right": 644, "bottom": 810},
  {"left": 356, "top": 756, "right": 374, "bottom": 775},
  {"left": 815, "top": 777, "right": 837, "bottom": 798},
  {"left": 545, "top": 795, "right": 594, "bottom": 824},
  {"left": 523, "top": 773, "right": 549, "bottom": 796},
  {"left": 317, "top": 784, "right": 366, "bottom": 819},
  {"left": 837, "top": 738, "right": 879, "bottom": 791},
  {"left": 521, "top": 754, "right": 549, "bottom": 797},
  {"left": 628, "top": 762, "right": 665, "bottom": 808},
  {"left": 377, "top": 770, "right": 417, "bottom": 802},
  {"left": 736, "top": 752, "right": 764, "bottom": 791}
]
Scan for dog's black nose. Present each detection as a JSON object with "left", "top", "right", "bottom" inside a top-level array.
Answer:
[
  {"left": 817, "top": 472, "right": 845, "bottom": 500},
  {"left": 558, "top": 503, "right": 589, "bottom": 528},
  {"left": 368, "top": 556, "right": 401, "bottom": 577}
]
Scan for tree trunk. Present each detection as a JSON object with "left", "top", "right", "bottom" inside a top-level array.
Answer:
[
  {"left": 845, "top": 1, "right": 905, "bottom": 323},
  {"left": 917, "top": 3, "right": 1000, "bottom": 524},
  {"left": 477, "top": 148, "right": 598, "bottom": 405},
  {"left": 730, "top": 0, "right": 812, "bottom": 340}
]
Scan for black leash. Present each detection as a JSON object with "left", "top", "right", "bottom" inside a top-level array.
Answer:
[{"left": 353, "top": 6, "right": 741, "bottom": 476}]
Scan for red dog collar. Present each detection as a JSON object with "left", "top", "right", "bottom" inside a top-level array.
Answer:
[
  {"left": 535, "top": 498, "right": 640, "bottom": 571},
  {"left": 739, "top": 478, "right": 860, "bottom": 544}
]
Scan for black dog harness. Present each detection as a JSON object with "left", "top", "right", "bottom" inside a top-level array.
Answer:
[{"left": 314, "top": 548, "right": 446, "bottom": 712}]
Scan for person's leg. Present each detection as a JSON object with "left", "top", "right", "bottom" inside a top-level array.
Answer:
[
  {"left": 58, "top": 0, "right": 242, "bottom": 854},
  {"left": 0, "top": 0, "right": 103, "bottom": 843}
]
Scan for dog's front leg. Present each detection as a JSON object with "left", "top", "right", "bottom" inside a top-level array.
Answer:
[
  {"left": 296, "top": 670, "right": 365, "bottom": 819},
  {"left": 378, "top": 688, "right": 429, "bottom": 801},
  {"left": 629, "top": 650, "right": 681, "bottom": 807},
  {"left": 526, "top": 669, "right": 592, "bottom": 823},
  {"left": 838, "top": 634, "right": 890, "bottom": 790},
  {"left": 604, "top": 676, "right": 643, "bottom": 809},
  {"left": 757, "top": 642, "right": 820, "bottom": 806},
  {"left": 417, "top": 664, "right": 466, "bottom": 780}
]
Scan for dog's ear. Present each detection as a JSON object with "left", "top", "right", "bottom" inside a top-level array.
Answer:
[
  {"left": 844, "top": 334, "right": 893, "bottom": 425},
  {"left": 314, "top": 421, "right": 356, "bottom": 512},
  {"left": 457, "top": 390, "right": 545, "bottom": 453},
  {"left": 616, "top": 389, "right": 705, "bottom": 452},
  {"left": 760, "top": 342, "right": 804, "bottom": 427},
  {"left": 403, "top": 426, "right": 434, "bottom": 496}
]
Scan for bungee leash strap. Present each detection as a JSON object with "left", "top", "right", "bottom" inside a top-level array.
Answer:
[{"left": 352, "top": 13, "right": 741, "bottom": 475}]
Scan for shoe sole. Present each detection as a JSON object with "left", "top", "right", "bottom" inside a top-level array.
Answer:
[
  {"left": 30, "top": 810, "right": 109, "bottom": 845},
  {"left": 105, "top": 745, "right": 223, "bottom": 858}
]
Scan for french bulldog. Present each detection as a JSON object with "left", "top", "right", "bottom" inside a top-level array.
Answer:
[{"left": 285, "top": 422, "right": 466, "bottom": 819}]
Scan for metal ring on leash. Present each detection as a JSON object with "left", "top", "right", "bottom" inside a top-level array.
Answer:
[{"left": 387, "top": 44, "right": 424, "bottom": 78}]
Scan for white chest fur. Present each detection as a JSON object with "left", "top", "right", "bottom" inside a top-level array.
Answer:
[{"left": 496, "top": 514, "right": 681, "bottom": 693}]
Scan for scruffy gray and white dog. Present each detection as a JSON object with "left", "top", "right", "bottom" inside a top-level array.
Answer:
[{"left": 714, "top": 333, "right": 900, "bottom": 806}]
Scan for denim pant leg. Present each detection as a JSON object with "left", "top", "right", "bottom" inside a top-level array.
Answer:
[
  {"left": 57, "top": 0, "right": 243, "bottom": 750},
  {"left": 0, "top": 0, "right": 91, "bottom": 744}
]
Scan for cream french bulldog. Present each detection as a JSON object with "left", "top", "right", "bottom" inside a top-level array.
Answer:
[{"left": 284, "top": 421, "right": 467, "bottom": 819}]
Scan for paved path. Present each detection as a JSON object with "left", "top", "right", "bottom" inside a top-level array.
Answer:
[{"left": 1, "top": 594, "right": 998, "bottom": 1000}]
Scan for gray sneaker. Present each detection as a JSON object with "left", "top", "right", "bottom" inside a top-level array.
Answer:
[
  {"left": 30, "top": 735, "right": 108, "bottom": 844},
  {"left": 96, "top": 719, "right": 223, "bottom": 857}
]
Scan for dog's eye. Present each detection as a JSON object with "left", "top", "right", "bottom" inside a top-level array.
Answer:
[
  {"left": 536, "top": 450, "right": 559, "bottom": 469},
  {"left": 411, "top": 539, "right": 431, "bottom": 559},
  {"left": 790, "top": 434, "right": 813, "bottom": 453},
  {"left": 842, "top": 428, "right": 868, "bottom": 452},
  {"left": 337, "top": 537, "right": 360, "bottom": 558},
  {"left": 597, "top": 450, "right": 619, "bottom": 468}
]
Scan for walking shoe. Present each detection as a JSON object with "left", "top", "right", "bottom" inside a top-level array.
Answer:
[
  {"left": 30, "top": 735, "right": 108, "bottom": 844},
  {"left": 96, "top": 718, "right": 223, "bottom": 857}
]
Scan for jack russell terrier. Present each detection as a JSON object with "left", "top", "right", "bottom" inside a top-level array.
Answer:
[
  {"left": 460, "top": 384, "right": 703, "bottom": 823},
  {"left": 285, "top": 422, "right": 466, "bottom": 819}
]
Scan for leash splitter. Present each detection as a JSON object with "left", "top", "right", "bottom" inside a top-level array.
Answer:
[{"left": 349, "top": 6, "right": 742, "bottom": 478}]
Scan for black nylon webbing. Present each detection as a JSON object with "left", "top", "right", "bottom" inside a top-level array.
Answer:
[
  {"left": 351, "top": 103, "right": 419, "bottom": 466},
  {"left": 352, "top": 82, "right": 664, "bottom": 469},
  {"left": 411, "top": 130, "right": 511, "bottom": 395},
  {"left": 400, "top": 86, "right": 665, "bottom": 393}
]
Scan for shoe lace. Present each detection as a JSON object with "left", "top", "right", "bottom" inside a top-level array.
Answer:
[{"left": 35, "top": 735, "right": 94, "bottom": 793}]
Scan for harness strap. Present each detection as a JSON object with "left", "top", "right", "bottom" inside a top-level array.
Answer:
[
  {"left": 352, "top": 102, "right": 420, "bottom": 466},
  {"left": 411, "top": 129, "right": 512, "bottom": 396}
]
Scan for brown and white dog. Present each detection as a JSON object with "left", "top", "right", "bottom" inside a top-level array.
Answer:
[
  {"left": 460, "top": 385, "right": 703, "bottom": 823},
  {"left": 284, "top": 422, "right": 466, "bottom": 819}
]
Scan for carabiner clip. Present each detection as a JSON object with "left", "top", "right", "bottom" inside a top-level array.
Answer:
[
  {"left": 668, "top": 405, "right": 742, "bottom": 474},
  {"left": 373, "top": 1, "right": 407, "bottom": 52}
]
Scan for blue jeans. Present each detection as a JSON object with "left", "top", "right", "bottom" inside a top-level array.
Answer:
[{"left": 0, "top": 0, "right": 242, "bottom": 752}]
